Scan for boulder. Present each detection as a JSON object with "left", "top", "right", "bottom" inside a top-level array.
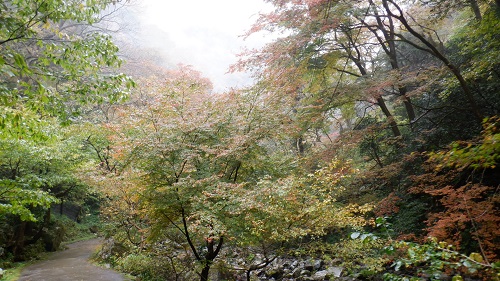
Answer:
[
  {"left": 313, "top": 259, "right": 323, "bottom": 270},
  {"left": 303, "top": 260, "right": 314, "bottom": 271},
  {"left": 312, "top": 270, "right": 330, "bottom": 280},
  {"left": 311, "top": 266, "right": 344, "bottom": 280},
  {"left": 326, "top": 266, "right": 343, "bottom": 278},
  {"left": 266, "top": 267, "right": 283, "bottom": 279},
  {"left": 300, "top": 269, "right": 312, "bottom": 276},
  {"left": 292, "top": 267, "right": 302, "bottom": 278}
]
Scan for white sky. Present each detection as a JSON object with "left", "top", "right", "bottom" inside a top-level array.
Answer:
[{"left": 137, "top": 0, "right": 272, "bottom": 92}]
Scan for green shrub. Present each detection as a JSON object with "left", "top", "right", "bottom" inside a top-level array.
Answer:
[{"left": 117, "top": 253, "right": 173, "bottom": 281}]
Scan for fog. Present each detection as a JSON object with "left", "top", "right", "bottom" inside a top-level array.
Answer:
[{"left": 112, "top": 0, "right": 272, "bottom": 92}]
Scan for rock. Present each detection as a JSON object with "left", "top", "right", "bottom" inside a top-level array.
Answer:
[
  {"left": 267, "top": 268, "right": 283, "bottom": 279},
  {"left": 304, "top": 260, "right": 314, "bottom": 271},
  {"left": 300, "top": 269, "right": 312, "bottom": 276},
  {"left": 42, "top": 225, "right": 66, "bottom": 251},
  {"left": 326, "top": 266, "right": 343, "bottom": 278},
  {"left": 283, "top": 271, "right": 293, "bottom": 278},
  {"left": 312, "top": 270, "right": 330, "bottom": 280},
  {"left": 439, "top": 274, "right": 450, "bottom": 280},
  {"left": 292, "top": 268, "right": 302, "bottom": 278},
  {"left": 97, "top": 238, "right": 128, "bottom": 261},
  {"left": 336, "top": 277, "right": 357, "bottom": 281},
  {"left": 313, "top": 259, "right": 323, "bottom": 270},
  {"left": 331, "top": 258, "right": 343, "bottom": 264},
  {"left": 311, "top": 266, "right": 345, "bottom": 280}
]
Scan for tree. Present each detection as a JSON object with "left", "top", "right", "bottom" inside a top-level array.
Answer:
[
  {"left": 0, "top": 123, "right": 95, "bottom": 260},
  {"left": 0, "top": 0, "right": 134, "bottom": 261},
  {"left": 381, "top": 0, "right": 483, "bottom": 121},
  {"left": 93, "top": 64, "right": 375, "bottom": 280},
  {"left": 235, "top": 0, "right": 413, "bottom": 141},
  {"left": 360, "top": 0, "right": 417, "bottom": 127},
  {"left": 0, "top": 0, "right": 133, "bottom": 137},
  {"left": 102, "top": 66, "right": 254, "bottom": 281}
]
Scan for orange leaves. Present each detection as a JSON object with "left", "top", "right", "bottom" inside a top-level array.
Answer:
[
  {"left": 425, "top": 183, "right": 500, "bottom": 260},
  {"left": 409, "top": 127, "right": 500, "bottom": 260},
  {"left": 374, "top": 192, "right": 402, "bottom": 217}
]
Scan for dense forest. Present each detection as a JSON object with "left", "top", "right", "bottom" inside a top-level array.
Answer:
[{"left": 1, "top": 0, "right": 499, "bottom": 281}]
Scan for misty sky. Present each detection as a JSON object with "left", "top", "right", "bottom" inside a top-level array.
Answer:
[{"left": 137, "top": 0, "right": 272, "bottom": 92}]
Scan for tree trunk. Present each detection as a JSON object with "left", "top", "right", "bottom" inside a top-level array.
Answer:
[
  {"left": 198, "top": 237, "right": 223, "bottom": 281},
  {"left": 348, "top": 37, "right": 402, "bottom": 137},
  {"left": 296, "top": 136, "right": 305, "bottom": 155},
  {"left": 384, "top": 0, "right": 483, "bottom": 121},
  {"left": 13, "top": 221, "right": 27, "bottom": 261},
  {"left": 400, "top": 88, "right": 416, "bottom": 129},
  {"left": 370, "top": 2, "right": 416, "bottom": 128},
  {"left": 28, "top": 208, "right": 51, "bottom": 246},
  {"left": 468, "top": 0, "right": 482, "bottom": 20},
  {"left": 353, "top": 64, "right": 402, "bottom": 137},
  {"left": 377, "top": 97, "right": 402, "bottom": 137},
  {"left": 200, "top": 265, "right": 211, "bottom": 281}
]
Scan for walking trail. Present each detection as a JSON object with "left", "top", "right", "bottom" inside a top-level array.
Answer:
[{"left": 17, "top": 238, "right": 129, "bottom": 281}]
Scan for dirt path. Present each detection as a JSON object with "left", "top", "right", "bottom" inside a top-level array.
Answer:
[{"left": 17, "top": 238, "right": 130, "bottom": 281}]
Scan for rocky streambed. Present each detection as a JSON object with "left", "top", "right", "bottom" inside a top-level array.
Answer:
[{"left": 238, "top": 256, "right": 352, "bottom": 281}]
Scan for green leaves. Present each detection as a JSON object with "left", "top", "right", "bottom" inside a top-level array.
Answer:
[
  {"left": 430, "top": 116, "right": 500, "bottom": 170},
  {"left": 0, "top": 129, "right": 92, "bottom": 222},
  {"left": 0, "top": 180, "right": 59, "bottom": 221},
  {"left": 0, "top": 0, "right": 133, "bottom": 136},
  {"left": 350, "top": 232, "right": 378, "bottom": 243},
  {"left": 385, "top": 238, "right": 498, "bottom": 279},
  {"left": 13, "top": 53, "right": 30, "bottom": 75}
]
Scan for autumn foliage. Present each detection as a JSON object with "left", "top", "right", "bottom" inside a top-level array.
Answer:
[
  {"left": 3, "top": 0, "right": 500, "bottom": 280},
  {"left": 408, "top": 118, "right": 500, "bottom": 260}
]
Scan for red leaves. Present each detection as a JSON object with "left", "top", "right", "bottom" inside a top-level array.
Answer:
[
  {"left": 409, "top": 147, "right": 500, "bottom": 260},
  {"left": 425, "top": 183, "right": 499, "bottom": 260},
  {"left": 405, "top": 121, "right": 500, "bottom": 260},
  {"left": 374, "top": 192, "right": 401, "bottom": 217}
]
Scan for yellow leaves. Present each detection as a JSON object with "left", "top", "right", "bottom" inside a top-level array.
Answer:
[
  {"left": 42, "top": 21, "right": 51, "bottom": 30},
  {"left": 239, "top": 170, "right": 373, "bottom": 243},
  {"left": 469, "top": 252, "right": 484, "bottom": 263},
  {"left": 333, "top": 203, "right": 374, "bottom": 229},
  {"left": 308, "top": 158, "right": 354, "bottom": 196},
  {"left": 438, "top": 241, "right": 448, "bottom": 248}
]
